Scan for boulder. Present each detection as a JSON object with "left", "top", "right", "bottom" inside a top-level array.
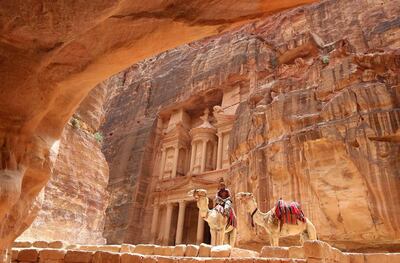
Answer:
[
  {"left": 92, "top": 251, "right": 121, "bottom": 263},
  {"left": 78, "top": 245, "right": 99, "bottom": 251},
  {"left": 198, "top": 243, "right": 212, "bottom": 257},
  {"left": 346, "top": 253, "right": 365, "bottom": 263},
  {"left": 97, "top": 245, "right": 121, "bottom": 253},
  {"left": 11, "top": 249, "right": 19, "bottom": 261},
  {"left": 13, "top": 241, "right": 32, "bottom": 248},
  {"left": 288, "top": 246, "right": 305, "bottom": 259},
  {"left": 142, "top": 255, "right": 158, "bottom": 263},
  {"left": 154, "top": 246, "right": 175, "bottom": 256},
  {"left": 120, "top": 244, "right": 135, "bottom": 253},
  {"left": 210, "top": 245, "right": 231, "bottom": 258},
  {"left": 33, "top": 241, "right": 49, "bottom": 248},
  {"left": 185, "top": 245, "right": 200, "bottom": 257},
  {"left": 173, "top": 245, "right": 187, "bottom": 257},
  {"left": 48, "top": 241, "right": 64, "bottom": 249},
  {"left": 18, "top": 249, "right": 39, "bottom": 262},
  {"left": 64, "top": 250, "right": 94, "bottom": 263},
  {"left": 303, "top": 241, "right": 331, "bottom": 259},
  {"left": 120, "top": 253, "right": 143, "bottom": 263},
  {"left": 155, "top": 255, "right": 178, "bottom": 263},
  {"left": 260, "top": 246, "right": 289, "bottom": 258},
  {"left": 38, "top": 249, "right": 66, "bottom": 263},
  {"left": 230, "top": 248, "right": 259, "bottom": 258},
  {"left": 178, "top": 257, "right": 206, "bottom": 263},
  {"left": 134, "top": 244, "right": 156, "bottom": 255}
]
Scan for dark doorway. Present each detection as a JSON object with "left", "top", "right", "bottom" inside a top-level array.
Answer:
[{"left": 203, "top": 221, "right": 211, "bottom": 244}]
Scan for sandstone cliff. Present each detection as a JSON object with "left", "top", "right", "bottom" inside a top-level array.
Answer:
[
  {"left": 0, "top": 0, "right": 310, "bottom": 254},
  {"left": 100, "top": 0, "right": 400, "bottom": 251},
  {"left": 17, "top": 85, "right": 111, "bottom": 245}
]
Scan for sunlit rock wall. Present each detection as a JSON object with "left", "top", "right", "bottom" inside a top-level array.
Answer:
[
  {"left": 100, "top": 0, "right": 400, "bottom": 251},
  {"left": 18, "top": 85, "right": 111, "bottom": 244}
]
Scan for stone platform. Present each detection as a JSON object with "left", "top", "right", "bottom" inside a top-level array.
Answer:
[{"left": 11, "top": 240, "right": 400, "bottom": 263}]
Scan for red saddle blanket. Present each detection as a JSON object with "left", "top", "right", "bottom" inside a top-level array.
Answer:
[
  {"left": 274, "top": 199, "right": 306, "bottom": 225},
  {"left": 215, "top": 205, "right": 237, "bottom": 228}
]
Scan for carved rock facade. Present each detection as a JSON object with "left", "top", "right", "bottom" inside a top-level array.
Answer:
[{"left": 101, "top": 0, "right": 400, "bottom": 251}]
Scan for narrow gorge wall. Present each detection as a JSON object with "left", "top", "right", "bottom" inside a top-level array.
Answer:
[
  {"left": 101, "top": 0, "right": 400, "bottom": 251},
  {"left": 18, "top": 86, "right": 111, "bottom": 245}
]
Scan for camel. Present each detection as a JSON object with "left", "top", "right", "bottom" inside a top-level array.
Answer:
[
  {"left": 188, "top": 189, "right": 237, "bottom": 246},
  {"left": 236, "top": 192, "right": 317, "bottom": 246}
]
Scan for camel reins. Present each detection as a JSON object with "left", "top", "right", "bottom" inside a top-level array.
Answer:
[{"left": 250, "top": 208, "right": 258, "bottom": 227}]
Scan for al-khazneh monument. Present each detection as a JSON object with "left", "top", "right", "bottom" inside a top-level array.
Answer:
[{"left": 150, "top": 97, "right": 238, "bottom": 245}]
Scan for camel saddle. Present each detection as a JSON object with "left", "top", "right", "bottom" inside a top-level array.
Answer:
[{"left": 273, "top": 199, "right": 306, "bottom": 229}]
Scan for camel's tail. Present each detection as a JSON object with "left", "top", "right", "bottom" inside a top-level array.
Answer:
[{"left": 306, "top": 218, "right": 317, "bottom": 240}]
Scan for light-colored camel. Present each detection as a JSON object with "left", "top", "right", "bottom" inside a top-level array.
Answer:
[
  {"left": 188, "top": 189, "right": 237, "bottom": 246},
  {"left": 236, "top": 192, "right": 317, "bottom": 246}
]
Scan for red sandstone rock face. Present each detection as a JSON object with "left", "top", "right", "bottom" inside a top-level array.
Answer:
[
  {"left": 0, "top": 0, "right": 312, "bottom": 254},
  {"left": 17, "top": 85, "right": 110, "bottom": 244},
  {"left": 100, "top": 0, "right": 400, "bottom": 251}
]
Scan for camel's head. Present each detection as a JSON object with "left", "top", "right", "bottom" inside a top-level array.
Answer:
[
  {"left": 236, "top": 192, "right": 257, "bottom": 210},
  {"left": 236, "top": 192, "right": 254, "bottom": 202},
  {"left": 188, "top": 189, "right": 207, "bottom": 201}
]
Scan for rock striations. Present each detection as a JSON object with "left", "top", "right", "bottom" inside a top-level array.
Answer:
[
  {"left": 99, "top": 0, "right": 400, "bottom": 251},
  {"left": 0, "top": 0, "right": 312, "bottom": 255},
  {"left": 18, "top": 85, "right": 110, "bottom": 245}
]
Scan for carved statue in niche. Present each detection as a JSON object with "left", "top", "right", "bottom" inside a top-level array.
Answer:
[
  {"left": 222, "top": 134, "right": 230, "bottom": 168},
  {"left": 206, "top": 141, "right": 214, "bottom": 171},
  {"left": 193, "top": 142, "right": 202, "bottom": 174},
  {"left": 164, "top": 147, "right": 174, "bottom": 177},
  {"left": 177, "top": 148, "right": 186, "bottom": 176}
]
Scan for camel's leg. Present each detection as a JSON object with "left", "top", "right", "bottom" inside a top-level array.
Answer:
[
  {"left": 216, "top": 230, "right": 222, "bottom": 246},
  {"left": 210, "top": 229, "right": 216, "bottom": 246},
  {"left": 300, "top": 232, "right": 307, "bottom": 245},
  {"left": 306, "top": 219, "right": 317, "bottom": 240},
  {"left": 224, "top": 231, "right": 229, "bottom": 245},
  {"left": 270, "top": 235, "right": 279, "bottom": 247},
  {"left": 218, "top": 230, "right": 224, "bottom": 246},
  {"left": 229, "top": 229, "right": 237, "bottom": 247}
]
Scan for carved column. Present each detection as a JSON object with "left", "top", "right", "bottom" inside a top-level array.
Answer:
[
  {"left": 212, "top": 141, "right": 217, "bottom": 170},
  {"left": 175, "top": 201, "right": 186, "bottom": 244},
  {"left": 189, "top": 142, "right": 196, "bottom": 172},
  {"left": 150, "top": 205, "right": 159, "bottom": 243},
  {"left": 159, "top": 148, "right": 166, "bottom": 179},
  {"left": 216, "top": 133, "right": 223, "bottom": 170},
  {"left": 200, "top": 140, "right": 207, "bottom": 172},
  {"left": 171, "top": 145, "right": 179, "bottom": 178},
  {"left": 163, "top": 203, "right": 173, "bottom": 245},
  {"left": 196, "top": 212, "right": 205, "bottom": 244}
]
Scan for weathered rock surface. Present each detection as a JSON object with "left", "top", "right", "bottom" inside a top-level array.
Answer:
[
  {"left": 0, "top": 0, "right": 312, "bottom": 254},
  {"left": 15, "top": 84, "right": 110, "bottom": 245},
  {"left": 17, "top": 126, "right": 109, "bottom": 244},
  {"left": 100, "top": 0, "right": 400, "bottom": 251}
]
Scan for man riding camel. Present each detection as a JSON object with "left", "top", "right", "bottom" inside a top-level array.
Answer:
[{"left": 214, "top": 178, "right": 237, "bottom": 228}]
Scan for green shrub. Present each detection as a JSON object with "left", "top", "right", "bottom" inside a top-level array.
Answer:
[
  {"left": 94, "top": 132, "right": 103, "bottom": 143},
  {"left": 322, "top": 55, "right": 330, "bottom": 64},
  {"left": 70, "top": 117, "right": 80, "bottom": 129}
]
